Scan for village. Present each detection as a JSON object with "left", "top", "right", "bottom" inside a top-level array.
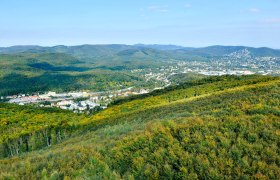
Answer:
[
  {"left": 3, "top": 49, "right": 279, "bottom": 113},
  {"left": 3, "top": 87, "right": 149, "bottom": 113},
  {"left": 131, "top": 49, "right": 280, "bottom": 86}
]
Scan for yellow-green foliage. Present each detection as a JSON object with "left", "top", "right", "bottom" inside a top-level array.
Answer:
[{"left": 0, "top": 75, "right": 279, "bottom": 179}]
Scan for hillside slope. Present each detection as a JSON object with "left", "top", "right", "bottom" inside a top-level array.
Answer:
[
  {"left": 0, "top": 75, "right": 279, "bottom": 179},
  {"left": 0, "top": 49, "right": 166, "bottom": 95}
]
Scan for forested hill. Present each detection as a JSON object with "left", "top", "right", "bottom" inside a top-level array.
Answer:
[
  {"left": 1, "top": 44, "right": 280, "bottom": 57},
  {"left": 0, "top": 75, "right": 280, "bottom": 179},
  {"left": 1, "top": 44, "right": 280, "bottom": 96}
]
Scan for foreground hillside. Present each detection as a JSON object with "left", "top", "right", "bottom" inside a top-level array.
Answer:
[{"left": 0, "top": 75, "right": 279, "bottom": 179}]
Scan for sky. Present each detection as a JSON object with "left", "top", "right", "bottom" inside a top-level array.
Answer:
[{"left": 0, "top": 0, "right": 280, "bottom": 48}]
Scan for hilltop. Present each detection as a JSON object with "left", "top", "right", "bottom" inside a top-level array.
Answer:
[
  {"left": 0, "top": 75, "right": 279, "bottom": 179},
  {"left": 1, "top": 44, "right": 280, "bottom": 57}
]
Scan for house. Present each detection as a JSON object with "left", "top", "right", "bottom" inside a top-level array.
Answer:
[
  {"left": 57, "top": 100, "right": 73, "bottom": 106},
  {"left": 139, "top": 89, "right": 149, "bottom": 94},
  {"left": 90, "top": 96, "right": 99, "bottom": 102},
  {"left": 78, "top": 107, "right": 87, "bottom": 111},
  {"left": 47, "top": 91, "right": 56, "bottom": 96},
  {"left": 39, "top": 94, "right": 51, "bottom": 100}
]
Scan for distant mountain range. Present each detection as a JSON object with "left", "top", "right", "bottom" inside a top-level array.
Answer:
[
  {"left": 0, "top": 44, "right": 279, "bottom": 96},
  {"left": 1, "top": 44, "right": 280, "bottom": 58}
]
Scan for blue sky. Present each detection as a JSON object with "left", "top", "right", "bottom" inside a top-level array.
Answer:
[{"left": 0, "top": 0, "right": 280, "bottom": 48}]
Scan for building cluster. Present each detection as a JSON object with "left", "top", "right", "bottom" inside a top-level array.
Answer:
[
  {"left": 5, "top": 88, "right": 150, "bottom": 113},
  {"left": 4, "top": 49, "right": 279, "bottom": 113},
  {"left": 131, "top": 49, "right": 279, "bottom": 87}
]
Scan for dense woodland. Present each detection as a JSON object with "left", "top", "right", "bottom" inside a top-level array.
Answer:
[
  {"left": 0, "top": 75, "right": 279, "bottom": 179},
  {"left": 0, "top": 52, "right": 158, "bottom": 96}
]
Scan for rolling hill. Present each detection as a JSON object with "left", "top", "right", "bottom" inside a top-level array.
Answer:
[
  {"left": 0, "top": 52, "right": 159, "bottom": 96},
  {"left": 1, "top": 44, "right": 280, "bottom": 57},
  {"left": 0, "top": 44, "right": 279, "bottom": 96},
  {"left": 0, "top": 75, "right": 279, "bottom": 179},
  {"left": 171, "top": 45, "right": 280, "bottom": 57}
]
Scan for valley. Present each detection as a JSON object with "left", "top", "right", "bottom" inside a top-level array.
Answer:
[
  {"left": 2, "top": 0, "right": 280, "bottom": 179},
  {"left": 0, "top": 45, "right": 280, "bottom": 179},
  {"left": 0, "top": 45, "right": 279, "bottom": 97}
]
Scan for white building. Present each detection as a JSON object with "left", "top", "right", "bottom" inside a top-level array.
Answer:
[
  {"left": 47, "top": 91, "right": 56, "bottom": 96},
  {"left": 57, "top": 100, "right": 73, "bottom": 106}
]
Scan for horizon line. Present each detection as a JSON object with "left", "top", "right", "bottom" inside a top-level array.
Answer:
[{"left": 0, "top": 43, "right": 279, "bottom": 50}]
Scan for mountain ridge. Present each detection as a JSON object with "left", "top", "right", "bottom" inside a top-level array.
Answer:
[{"left": 1, "top": 44, "right": 280, "bottom": 57}]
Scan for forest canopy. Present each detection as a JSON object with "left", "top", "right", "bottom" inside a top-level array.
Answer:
[{"left": 0, "top": 75, "right": 279, "bottom": 179}]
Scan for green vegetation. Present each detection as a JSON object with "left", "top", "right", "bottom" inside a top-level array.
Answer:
[
  {"left": 168, "top": 73, "right": 205, "bottom": 85},
  {"left": 0, "top": 52, "right": 160, "bottom": 95},
  {"left": 1, "top": 44, "right": 280, "bottom": 96},
  {"left": 0, "top": 75, "right": 279, "bottom": 179},
  {"left": 0, "top": 70, "right": 148, "bottom": 96}
]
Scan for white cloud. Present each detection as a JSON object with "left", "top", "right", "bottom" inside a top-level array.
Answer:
[
  {"left": 249, "top": 8, "right": 260, "bottom": 13},
  {"left": 148, "top": 5, "right": 168, "bottom": 13}
]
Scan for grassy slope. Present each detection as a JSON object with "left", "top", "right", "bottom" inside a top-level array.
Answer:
[{"left": 0, "top": 75, "right": 279, "bottom": 179}]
